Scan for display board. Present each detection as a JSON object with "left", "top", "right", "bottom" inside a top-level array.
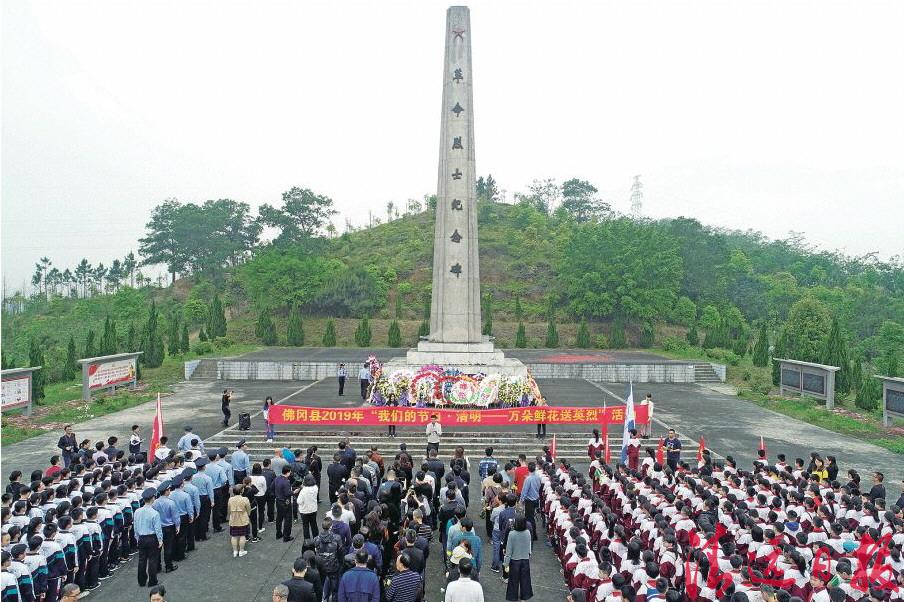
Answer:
[
  {"left": 0, "top": 367, "right": 38, "bottom": 415},
  {"left": 775, "top": 358, "right": 839, "bottom": 409},
  {"left": 78, "top": 352, "right": 142, "bottom": 401}
]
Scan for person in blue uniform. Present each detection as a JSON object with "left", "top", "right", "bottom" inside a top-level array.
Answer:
[
  {"left": 231, "top": 441, "right": 251, "bottom": 485},
  {"left": 134, "top": 488, "right": 162, "bottom": 588},
  {"left": 191, "top": 459, "right": 215, "bottom": 540},
  {"left": 151, "top": 482, "right": 179, "bottom": 573},
  {"left": 168, "top": 476, "right": 193, "bottom": 562},
  {"left": 181, "top": 470, "right": 201, "bottom": 552}
]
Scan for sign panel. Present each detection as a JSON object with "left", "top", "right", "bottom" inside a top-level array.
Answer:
[
  {"left": 271, "top": 404, "right": 650, "bottom": 427},
  {"left": 802, "top": 372, "right": 826, "bottom": 395},
  {"left": 1, "top": 374, "right": 31, "bottom": 410},
  {"left": 781, "top": 368, "right": 801, "bottom": 389},
  {"left": 87, "top": 357, "right": 137, "bottom": 390},
  {"left": 887, "top": 387, "right": 904, "bottom": 415}
]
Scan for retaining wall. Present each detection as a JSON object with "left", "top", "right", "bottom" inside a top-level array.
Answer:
[{"left": 188, "top": 359, "right": 705, "bottom": 383}]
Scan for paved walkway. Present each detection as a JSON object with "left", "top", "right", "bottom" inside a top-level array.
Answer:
[{"left": 2, "top": 376, "right": 900, "bottom": 601}]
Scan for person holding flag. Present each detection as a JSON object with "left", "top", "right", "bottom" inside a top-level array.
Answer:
[
  {"left": 757, "top": 436, "right": 767, "bottom": 464},
  {"left": 149, "top": 394, "right": 165, "bottom": 462},
  {"left": 696, "top": 437, "right": 706, "bottom": 467},
  {"left": 620, "top": 383, "right": 641, "bottom": 470}
]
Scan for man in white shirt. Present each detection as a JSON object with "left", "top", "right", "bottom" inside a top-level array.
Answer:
[
  {"left": 358, "top": 364, "right": 371, "bottom": 400},
  {"left": 337, "top": 363, "right": 348, "bottom": 396},
  {"left": 444, "top": 557, "right": 484, "bottom": 602},
  {"left": 426, "top": 415, "right": 442, "bottom": 456}
]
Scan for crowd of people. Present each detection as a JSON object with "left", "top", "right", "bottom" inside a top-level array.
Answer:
[
  {"left": 544, "top": 445, "right": 904, "bottom": 602},
  {"left": 3, "top": 415, "right": 904, "bottom": 602}
]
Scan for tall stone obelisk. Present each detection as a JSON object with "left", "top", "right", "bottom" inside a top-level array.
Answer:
[
  {"left": 429, "top": 5, "right": 482, "bottom": 343},
  {"left": 390, "top": 6, "right": 525, "bottom": 376}
]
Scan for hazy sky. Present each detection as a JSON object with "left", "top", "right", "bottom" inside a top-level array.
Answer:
[{"left": 3, "top": 0, "right": 903, "bottom": 291}]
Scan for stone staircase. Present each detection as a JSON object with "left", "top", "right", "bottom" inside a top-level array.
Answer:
[
  {"left": 205, "top": 426, "right": 691, "bottom": 464},
  {"left": 693, "top": 363, "right": 723, "bottom": 383}
]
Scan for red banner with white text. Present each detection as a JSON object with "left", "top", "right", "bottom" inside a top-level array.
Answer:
[{"left": 270, "top": 404, "right": 648, "bottom": 427}]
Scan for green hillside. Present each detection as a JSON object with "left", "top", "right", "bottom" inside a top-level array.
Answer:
[{"left": 3, "top": 196, "right": 903, "bottom": 413}]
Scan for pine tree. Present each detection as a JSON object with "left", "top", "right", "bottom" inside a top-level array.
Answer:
[
  {"left": 84, "top": 329, "right": 97, "bottom": 359},
  {"left": 515, "top": 322, "right": 527, "bottom": 348},
  {"left": 208, "top": 294, "right": 227, "bottom": 338},
  {"left": 514, "top": 297, "right": 523, "bottom": 321},
  {"left": 256, "top": 309, "right": 277, "bottom": 345},
  {"left": 422, "top": 297, "right": 431, "bottom": 320},
  {"left": 610, "top": 317, "right": 627, "bottom": 349},
  {"left": 820, "top": 316, "right": 850, "bottom": 395},
  {"left": 322, "top": 320, "right": 337, "bottom": 347},
  {"left": 286, "top": 304, "right": 305, "bottom": 346},
  {"left": 576, "top": 318, "right": 591, "bottom": 348},
  {"left": 417, "top": 320, "right": 429, "bottom": 338},
  {"left": 394, "top": 294, "right": 403, "bottom": 319},
  {"left": 850, "top": 355, "right": 863, "bottom": 395},
  {"left": 772, "top": 329, "right": 786, "bottom": 386},
  {"left": 545, "top": 318, "right": 559, "bottom": 348},
  {"left": 885, "top": 349, "right": 899, "bottom": 378},
  {"left": 732, "top": 332, "right": 748, "bottom": 357},
  {"left": 180, "top": 322, "right": 190, "bottom": 353},
  {"left": 100, "top": 316, "right": 116, "bottom": 356},
  {"left": 752, "top": 322, "right": 770, "bottom": 367},
  {"left": 140, "top": 301, "right": 165, "bottom": 368},
  {"left": 125, "top": 322, "right": 138, "bottom": 352},
  {"left": 640, "top": 323, "right": 655, "bottom": 348},
  {"left": 388, "top": 320, "right": 402, "bottom": 347},
  {"left": 354, "top": 317, "right": 372, "bottom": 347},
  {"left": 0, "top": 351, "right": 10, "bottom": 370},
  {"left": 686, "top": 324, "right": 699, "bottom": 347},
  {"left": 198, "top": 327, "right": 208, "bottom": 342},
  {"left": 482, "top": 294, "right": 493, "bottom": 336},
  {"left": 64, "top": 335, "right": 78, "bottom": 380},
  {"left": 28, "top": 339, "right": 46, "bottom": 402},
  {"left": 855, "top": 371, "right": 881, "bottom": 410},
  {"left": 168, "top": 314, "right": 181, "bottom": 356}
]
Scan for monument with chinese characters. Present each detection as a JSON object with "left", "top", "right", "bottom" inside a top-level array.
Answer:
[{"left": 386, "top": 6, "right": 526, "bottom": 376}]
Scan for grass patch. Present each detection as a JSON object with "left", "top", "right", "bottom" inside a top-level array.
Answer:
[
  {"left": 749, "top": 395, "right": 904, "bottom": 455},
  {"left": 1, "top": 344, "right": 261, "bottom": 446}
]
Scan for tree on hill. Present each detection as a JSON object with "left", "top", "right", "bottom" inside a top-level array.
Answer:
[
  {"left": 208, "top": 294, "right": 227, "bottom": 338},
  {"left": 286, "top": 304, "right": 305, "bottom": 346},
  {"left": 141, "top": 301, "right": 165, "bottom": 368},
  {"left": 784, "top": 297, "right": 831, "bottom": 363},
  {"left": 28, "top": 339, "right": 45, "bottom": 401},
  {"left": 198, "top": 327, "right": 208, "bottom": 342},
  {"left": 515, "top": 322, "right": 527, "bottom": 348},
  {"left": 417, "top": 320, "right": 429, "bottom": 338},
  {"left": 514, "top": 296, "right": 523, "bottom": 321},
  {"left": 1, "top": 351, "right": 11, "bottom": 370},
  {"left": 180, "top": 322, "right": 190, "bottom": 354},
  {"left": 821, "top": 316, "right": 850, "bottom": 395},
  {"left": 64, "top": 335, "right": 78, "bottom": 380},
  {"left": 256, "top": 309, "right": 277, "bottom": 345},
  {"left": 388, "top": 320, "right": 402, "bottom": 347},
  {"left": 576, "top": 318, "right": 591, "bottom": 348},
  {"left": 545, "top": 316, "right": 559, "bottom": 348},
  {"left": 849, "top": 354, "right": 863, "bottom": 395},
  {"left": 354, "top": 317, "right": 372, "bottom": 347},
  {"left": 258, "top": 186, "right": 337, "bottom": 244},
  {"left": 100, "top": 315, "right": 118, "bottom": 356},
  {"left": 752, "top": 322, "right": 770, "bottom": 367},
  {"left": 138, "top": 199, "right": 188, "bottom": 284},
  {"left": 686, "top": 324, "right": 699, "bottom": 347},
  {"left": 560, "top": 218, "right": 682, "bottom": 328},
  {"left": 610, "top": 316, "right": 627, "bottom": 348},
  {"left": 168, "top": 314, "right": 181, "bottom": 356},
  {"left": 771, "top": 329, "right": 787, "bottom": 386},
  {"left": 84, "top": 329, "right": 97, "bottom": 359},
  {"left": 559, "top": 178, "right": 610, "bottom": 223},
  {"left": 482, "top": 294, "right": 493, "bottom": 336},
  {"left": 640, "top": 323, "right": 655, "bottom": 348},
  {"left": 322, "top": 320, "right": 337, "bottom": 347},
  {"left": 125, "top": 322, "right": 138, "bottom": 352}
]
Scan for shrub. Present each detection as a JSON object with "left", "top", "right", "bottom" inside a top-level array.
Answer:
[
  {"left": 662, "top": 336, "right": 689, "bottom": 353},
  {"left": 515, "top": 322, "right": 527, "bottom": 348},
  {"left": 192, "top": 341, "right": 214, "bottom": 355},
  {"left": 355, "top": 317, "right": 372, "bottom": 347},
  {"left": 388, "top": 320, "right": 402, "bottom": 347},
  {"left": 595, "top": 334, "right": 609, "bottom": 349},
  {"left": 322, "top": 320, "right": 337, "bottom": 347},
  {"left": 212, "top": 336, "right": 235, "bottom": 349},
  {"left": 686, "top": 325, "right": 699, "bottom": 347},
  {"left": 576, "top": 319, "right": 591, "bottom": 348}
]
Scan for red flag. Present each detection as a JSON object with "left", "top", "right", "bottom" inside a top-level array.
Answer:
[
  {"left": 656, "top": 437, "right": 665, "bottom": 465},
  {"left": 604, "top": 429, "right": 611, "bottom": 465},
  {"left": 697, "top": 436, "right": 706, "bottom": 463},
  {"left": 149, "top": 393, "right": 164, "bottom": 461},
  {"left": 550, "top": 434, "right": 557, "bottom": 460}
]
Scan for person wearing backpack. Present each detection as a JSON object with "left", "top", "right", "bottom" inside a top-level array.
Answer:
[{"left": 314, "top": 517, "right": 342, "bottom": 602}]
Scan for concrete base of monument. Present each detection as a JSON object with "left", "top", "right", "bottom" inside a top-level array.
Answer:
[{"left": 383, "top": 339, "right": 529, "bottom": 376}]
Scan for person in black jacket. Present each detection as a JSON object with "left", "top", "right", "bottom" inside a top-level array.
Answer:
[
  {"left": 274, "top": 466, "right": 295, "bottom": 542},
  {"left": 301, "top": 550, "right": 324, "bottom": 601},
  {"left": 326, "top": 454, "right": 348, "bottom": 505},
  {"left": 869, "top": 472, "right": 886, "bottom": 501},
  {"left": 57, "top": 425, "right": 78, "bottom": 468},
  {"left": 282, "top": 557, "right": 317, "bottom": 602}
]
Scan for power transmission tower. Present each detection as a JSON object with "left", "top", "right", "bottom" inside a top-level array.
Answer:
[{"left": 630, "top": 175, "right": 643, "bottom": 216}]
